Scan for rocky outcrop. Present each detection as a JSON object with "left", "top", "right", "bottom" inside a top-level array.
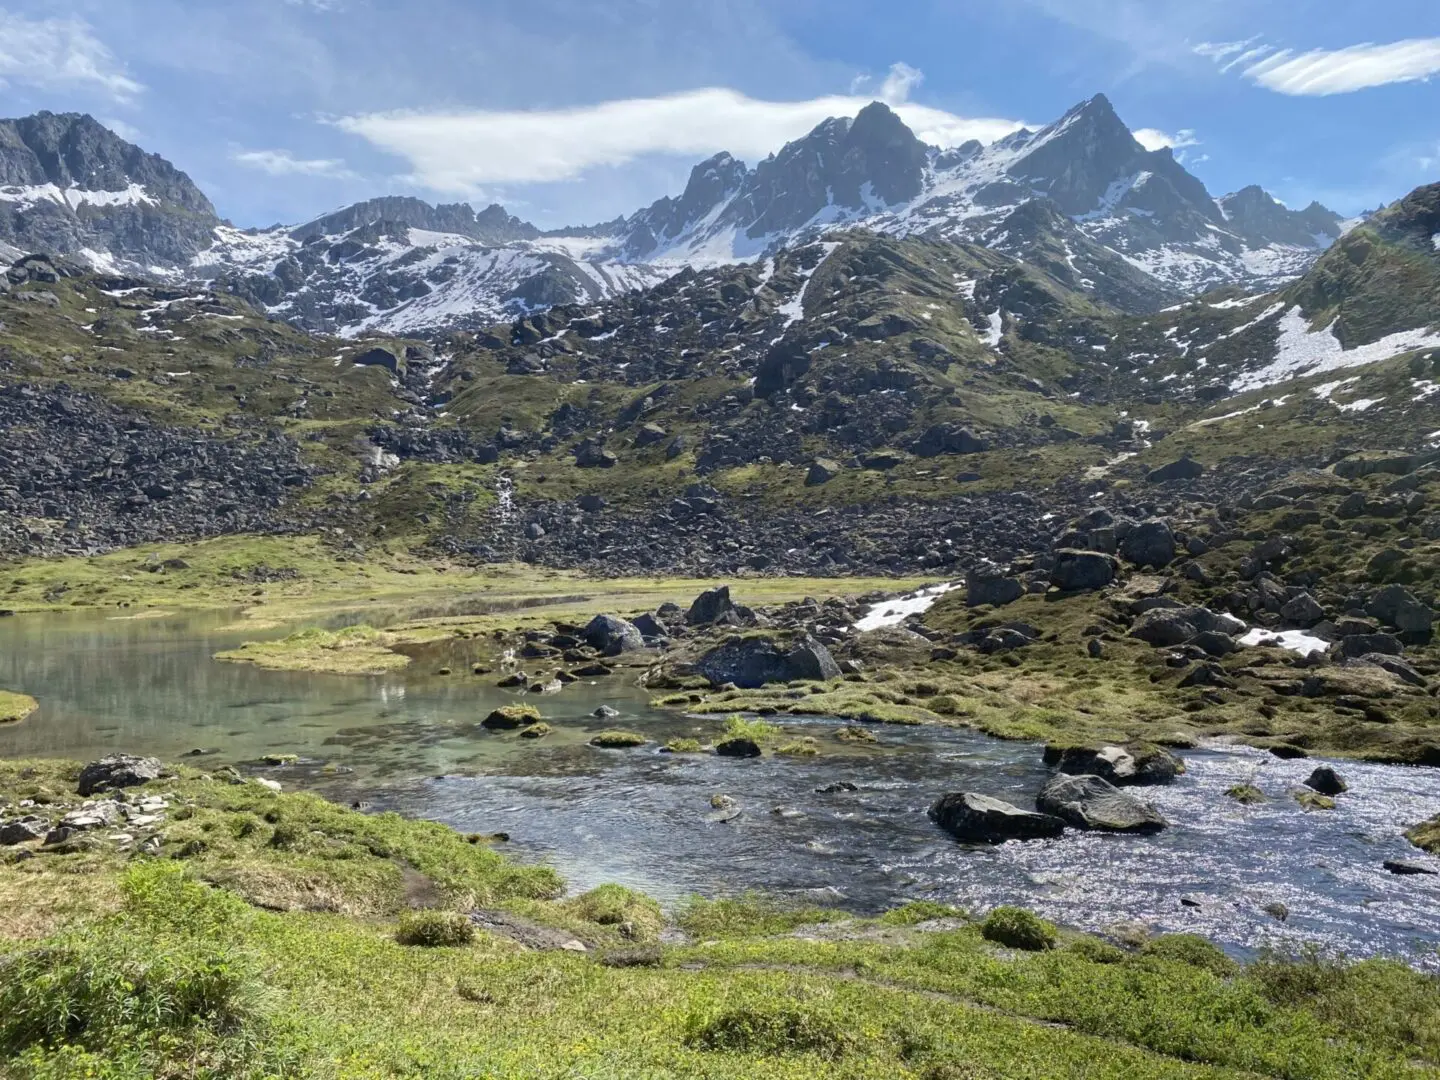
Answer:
[
  {"left": 1050, "top": 550, "right": 1118, "bottom": 591},
  {"left": 693, "top": 633, "right": 840, "bottom": 689},
  {"left": 928, "top": 792, "right": 1065, "bottom": 843},
  {"left": 1044, "top": 743, "right": 1183, "bottom": 786},
  {"left": 582, "top": 615, "right": 646, "bottom": 656},
  {"left": 1036, "top": 774, "right": 1167, "bottom": 833},
  {"left": 76, "top": 754, "right": 162, "bottom": 796}
]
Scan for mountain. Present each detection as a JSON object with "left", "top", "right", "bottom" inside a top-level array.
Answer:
[
  {"left": 0, "top": 111, "right": 218, "bottom": 271},
  {"left": 0, "top": 101, "right": 1349, "bottom": 337}
]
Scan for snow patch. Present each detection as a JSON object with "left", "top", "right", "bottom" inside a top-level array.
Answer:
[
  {"left": 1231, "top": 307, "right": 1440, "bottom": 392},
  {"left": 776, "top": 243, "right": 841, "bottom": 329},
  {"left": 1239, "top": 628, "right": 1329, "bottom": 657},
  {"left": 853, "top": 583, "right": 959, "bottom": 633}
]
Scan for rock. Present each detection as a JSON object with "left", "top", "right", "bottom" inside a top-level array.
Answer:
[
  {"left": 1304, "top": 766, "right": 1348, "bottom": 796},
  {"left": 1146, "top": 457, "right": 1204, "bottom": 483},
  {"left": 686, "top": 586, "right": 736, "bottom": 626},
  {"left": 967, "top": 566, "right": 1024, "bottom": 608},
  {"left": 583, "top": 614, "right": 646, "bottom": 656},
  {"left": 1280, "top": 592, "right": 1326, "bottom": 625},
  {"left": 912, "top": 423, "right": 988, "bottom": 457},
  {"left": 928, "top": 792, "right": 1065, "bottom": 844},
  {"left": 1336, "top": 633, "right": 1404, "bottom": 659},
  {"left": 482, "top": 706, "right": 541, "bottom": 730},
  {"left": 1130, "top": 608, "right": 1201, "bottom": 647},
  {"left": 593, "top": 705, "right": 620, "bottom": 719},
  {"left": 805, "top": 459, "right": 841, "bottom": 486},
  {"left": 816, "top": 782, "right": 859, "bottom": 794},
  {"left": 1357, "top": 653, "right": 1427, "bottom": 687},
  {"left": 1367, "top": 585, "right": 1434, "bottom": 639},
  {"left": 1384, "top": 860, "right": 1437, "bottom": 876},
  {"left": 634, "top": 423, "right": 668, "bottom": 448},
  {"left": 1262, "top": 902, "right": 1290, "bottom": 922},
  {"left": 694, "top": 633, "right": 840, "bottom": 689},
  {"left": 715, "top": 737, "right": 762, "bottom": 759},
  {"left": 1050, "top": 550, "right": 1118, "bottom": 592},
  {"left": 577, "top": 494, "right": 607, "bottom": 513},
  {"left": 76, "top": 754, "right": 162, "bottom": 797},
  {"left": 632, "top": 613, "right": 669, "bottom": 640},
  {"left": 574, "top": 438, "right": 617, "bottom": 469},
  {"left": 353, "top": 346, "right": 400, "bottom": 372},
  {"left": 1045, "top": 743, "right": 1182, "bottom": 786},
  {"left": 1119, "top": 519, "right": 1176, "bottom": 569},
  {"left": 1268, "top": 744, "right": 1309, "bottom": 760},
  {"left": 1036, "top": 774, "right": 1168, "bottom": 834},
  {"left": 0, "top": 816, "right": 48, "bottom": 845}
]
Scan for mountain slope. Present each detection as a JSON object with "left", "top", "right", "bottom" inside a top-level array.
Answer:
[{"left": 0, "top": 112, "right": 218, "bottom": 271}]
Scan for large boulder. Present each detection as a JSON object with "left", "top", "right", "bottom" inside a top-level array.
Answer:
[
  {"left": 928, "top": 792, "right": 1065, "bottom": 844},
  {"left": 1146, "top": 457, "right": 1204, "bottom": 483},
  {"left": 582, "top": 614, "right": 646, "bottom": 656},
  {"left": 912, "top": 423, "right": 988, "bottom": 458},
  {"left": 1036, "top": 774, "right": 1167, "bottom": 834},
  {"left": 694, "top": 634, "right": 840, "bottom": 689},
  {"left": 76, "top": 754, "right": 162, "bottom": 797},
  {"left": 1044, "top": 743, "right": 1182, "bottom": 786},
  {"left": 1129, "top": 605, "right": 1246, "bottom": 648},
  {"left": 966, "top": 567, "right": 1024, "bottom": 608},
  {"left": 1304, "top": 766, "right": 1348, "bottom": 796},
  {"left": 574, "top": 438, "right": 618, "bottom": 468},
  {"left": 1367, "top": 585, "right": 1434, "bottom": 640},
  {"left": 805, "top": 459, "right": 841, "bottom": 486},
  {"left": 1119, "top": 519, "right": 1176, "bottom": 568},
  {"left": 1050, "top": 550, "right": 1118, "bottom": 592},
  {"left": 687, "top": 586, "right": 736, "bottom": 626}
]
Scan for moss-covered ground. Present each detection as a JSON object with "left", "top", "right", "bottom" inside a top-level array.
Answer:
[
  {"left": 0, "top": 691, "right": 38, "bottom": 724},
  {"left": 2, "top": 759, "right": 1438, "bottom": 1079}
]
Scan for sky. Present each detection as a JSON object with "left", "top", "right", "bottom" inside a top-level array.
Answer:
[{"left": 0, "top": 0, "right": 1437, "bottom": 229}]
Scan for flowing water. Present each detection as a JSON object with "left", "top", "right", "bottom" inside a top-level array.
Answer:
[{"left": 2, "top": 608, "right": 1438, "bottom": 967}]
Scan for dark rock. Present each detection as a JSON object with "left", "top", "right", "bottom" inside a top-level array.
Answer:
[
  {"left": 694, "top": 633, "right": 840, "bottom": 689},
  {"left": 1336, "top": 633, "right": 1404, "bottom": 659},
  {"left": 1050, "top": 550, "right": 1118, "bottom": 591},
  {"left": 1119, "top": 519, "right": 1176, "bottom": 568},
  {"left": 715, "top": 737, "right": 762, "bottom": 759},
  {"left": 577, "top": 494, "right": 607, "bottom": 513},
  {"left": 0, "top": 816, "right": 49, "bottom": 845},
  {"left": 1304, "top": 766, "right": 1348, "bottom": 796},
  {"left": 1036, "top": 774, "right": 1167, "bottom": 833},
  {"left": 1268, "top": 744, "right": 1309, "bottom": 760},
  {"left": 632, "top": 613, "right": 670, "bottom": 640},
  {"left": 1384, "top": 860, "right": 1437, "bottom": 876},
  {"left": 967, "top": 566, "right": 1024, "bottom": 608},
  {"left": 1357, "top": 653, "right": 1427, "bottom": 687},
  {"left": 353, "top": 346, "right": 401, "bottom": 373},
  {"left": 816, "top": 781, "right": 859, "bottom": 794},
  {"left": 928, "top": 792, "right": 1065, "bottom": 844},
  {"left": 76, "top": 754, "right": 162, "bottom": 796},
  {"left": 1045, "top": 743, "right": 1182, "bottom": 786},
  {"left": 1280, "top": 592, "right": 1326, "bottom": 625},
  {"left": 912, "top": 423, "right": 988, "bottom": 458},
  {"left": 1367, "top": 585, "right": 1434, "bottom": 639},
  {"left": 582, "top": 614, "right": 646, "bottom": 656},
  {"left": 1147, "top": 457, "right": 1204, "bottom": 483},
  {"left": 574, "top": 438, "right": 617, "bottom": 469},
  {"left": 592, "top": 705, "right": 620, "bottom": 719},
  {"left": 687, "top": 585, "right": 736, "bottom": 626},
  {"left": 805, "top": 458, "right": 841, "bottom": 486}
]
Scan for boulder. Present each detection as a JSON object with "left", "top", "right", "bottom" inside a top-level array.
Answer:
[
  {"left": 805, "top": 459, "right": 841, "bottom": 486},
  {"left": 0, "top": 816, "right": 49, "bottom": 845},
  {"left": 1119, "top": 519, "right": 1176, "bottom": 568},
  {"left": 1356, "top": 653, "right": 1426, "bottom": 687},
  {"left": 1336, "top": 633, "right": 1404, "bottom": 659},
  {"left": 352, "top": 346, "right": 401, "bottom": 372},
  {"left": 694, "top": 634, "right": 840, "bottom": 689},
  {"left": 1045, "top": 743, "right": 1182, "bottom": 786},
  {"left": 928, "top": 792, "right": 1065, "bottom": 844},
  {"left": 582, "top": 614, "right": 646, "bottom": 656},
  {"left": 967, "top": 567, "right": 1024, "bottom": 608},
  {"left": 715, "top": 737, "right": 762, "bottom": 759},
  {"left": 1050, "top": 550, "right": 1118, "bottom": 592},
  {"left": 1367, "top": 585, "right": 1434, "bottom": 640},
  {"left": 76, "top": 754, "right": 162, "bottom": 797},
  {"left": 1384, "top": 860, "right": 1437, "bottom": 876},
  {"left": 1146, "top": 457, "right": 1204, "bottom": 483},
  {"left": 577, "top": 494, "right": 607, "bottom": 513},
  {"left": 574, "top": 438, "right": 617, "bottom": 468},
  {"left": 687, "top": 586, "right": 736, "bottom": 626},
  {"left": 1304, "top": 766, "right": 1348, "bottom": 796},
  {"left": 912, "top": 423, "right": 988, "bottom": 458},
  {"left": 1130, "top": 608, "right": 1201, "bottom": 647},
  {"left": 1036, "top": 774, "right": 1168, "bottom": 834},
  {"left": 632, "top": 613, "right": 670, "bottom": 641},
  {"left": 1280, "top": 592, "right": 1326, "bottom": 626}
]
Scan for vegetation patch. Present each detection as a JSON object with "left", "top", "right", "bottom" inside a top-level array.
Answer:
[
  {"left": 0, "top": 690, "right": 38, "bottom": 724},
  {"left": 589, "top": 730, "right": 647, "bottom": 748},
  {"left": 980, "top": 907, "right": 1056, "bottom": 951},
  {"left": 394, "top": 910, "right": 475, "bottom": 948},
  {"left": 214, "top": 624, "right": 415, "bottom": 675}
]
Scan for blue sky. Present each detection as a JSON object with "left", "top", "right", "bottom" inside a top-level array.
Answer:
[{"left": 0, "top": 0, "right": 1436, "bottom": 228}]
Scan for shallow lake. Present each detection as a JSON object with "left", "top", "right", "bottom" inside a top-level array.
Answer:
[{"left": 2, "top": 608, "right": 1438, "bottom": 967}]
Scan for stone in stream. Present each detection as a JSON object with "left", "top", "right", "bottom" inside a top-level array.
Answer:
[
  {"left": 1044, "top": 743, "right": 1182, "bottom": 786},
  {"left": 927, "top": 792, "right": 1065, "bottom": 844},
  {"left": 592, "top": 705, "right": 620, "bottom": 719},
  {"left": 715, "top": 737, "right": 762, "bottom": 759},
  {"left": 582, "top": 614, "right": 646, "bottom": 656},
  {"left": 1383, "top": 860, "right": 1437, "bottom": 876},
  {"left": 1035, "top": 774, "right": 1167, "bottom": 834},
  {"left": 76, "top": 754, "right": 162, "bottom": 796},
  {"left": 1304, "top": 766, "right": 1348, "bottom": 796}
]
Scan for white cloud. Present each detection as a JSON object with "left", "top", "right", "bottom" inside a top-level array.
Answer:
[
  {"left": 333, "top": 64, "right": 1027, "bottom": 195},
  {"left": 0, "top": 11, "right": 142, "bottom": 100},
  {"left": 101, "top": 117, "right": 143, "bottom": 143},
  {"left": 1134, "top": 127, "right": 1199, "bottom": 151},
  {"left": 232, "top": 148, "right": 355, "bottom": 179},
  {"left": 1197, "top": 36, "right": 1440, "bottom": 96}
]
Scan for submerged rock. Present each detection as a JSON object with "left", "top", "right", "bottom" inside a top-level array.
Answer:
[
  {"left": 928, "top": 792, "right": 1065, "bottom": 844},
  {"left": 1036, "top": 774, "right": 1168, "bottom": 834}
]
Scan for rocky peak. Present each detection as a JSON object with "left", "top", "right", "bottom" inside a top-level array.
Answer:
[
  {"left": 1219, "top": 185, "right": 1343, "bottom": 248},
  {"left": 291, "top": 197, "right": 539, "bottom": 245},
  {"left": 1007, "top": 94, "right": 1149, "bottom": 216}
]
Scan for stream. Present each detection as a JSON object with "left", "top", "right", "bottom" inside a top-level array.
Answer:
[{"left": 2, "top": 608, "right": 1438, "bottom": 967}]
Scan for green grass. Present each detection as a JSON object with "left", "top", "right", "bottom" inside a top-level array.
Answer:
[
  {"left": 589, "top": 730, "right": 647, "bottom": 748},
  {"left": 214, "top": 625, "right": 419, "bottom": 675},
  {"left": 0, "top": 690, "right": 38, "bottom": 724}
]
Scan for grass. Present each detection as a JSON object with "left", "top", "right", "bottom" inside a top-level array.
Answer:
[
  {"left": 589, "top": 730, "right": 648, "bottom": 748},
  {"left": 3, "top": 761, "right": 1440, "bottom": 1078},
  {"left": 979, "top": 907, "right": 1056, "bottom": 951},
  {"left": 214, "top": 625, "right": 419, "bottom": 675},
  {"left": 1407, "top": 815, "right": 1440, "bottom": 854},
  {"left": 0, "top": 690, "right": 38, "bottom": 724}
]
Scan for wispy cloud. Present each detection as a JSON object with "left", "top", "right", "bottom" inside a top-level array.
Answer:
[
  {"left": 232, "top": 148, "right": 355, "bottom": 179},
  {"left": 333, "top": 63, "right": 1027, "bottom": 195},
  {"left": 1197, "top": 36, "right": 1440, "bottom": 96},
  {"left": 1134, "top": 127, "right": 1199, "bottom": 152},
  {"left": 0, "top": 10, "right": 142, "bottom": 100}
]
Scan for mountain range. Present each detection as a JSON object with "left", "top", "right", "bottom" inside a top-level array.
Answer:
[{"left": 1, "top": 97, "right": 1352, "bottom": 338}]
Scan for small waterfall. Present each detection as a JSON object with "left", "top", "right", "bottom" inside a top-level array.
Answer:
[{"left": 494, "top": 474, "right": 517, "bottom": 526}]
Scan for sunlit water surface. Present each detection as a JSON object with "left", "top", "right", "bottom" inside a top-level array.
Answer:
[{"left": 1, "top": 609, "right": 1437, "bottom": 966}]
